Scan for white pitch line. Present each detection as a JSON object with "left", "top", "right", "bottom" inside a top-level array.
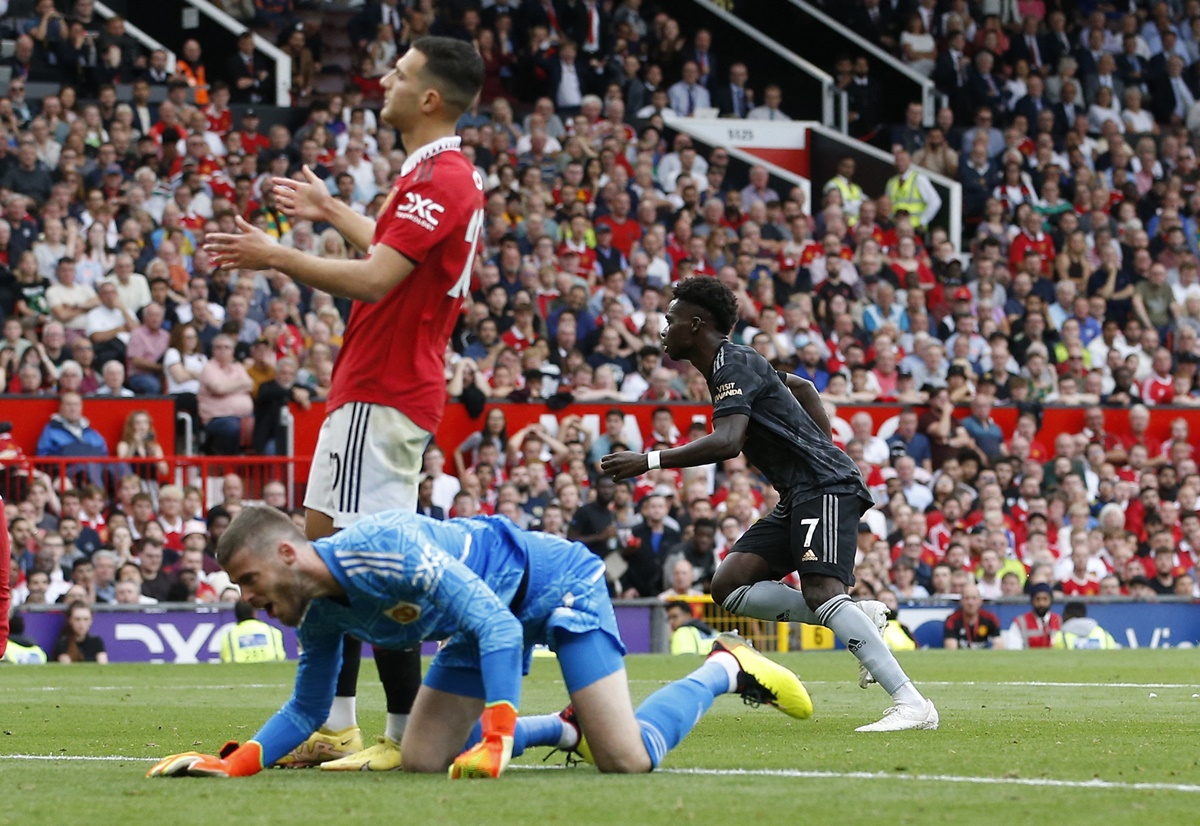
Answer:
[
  {"left": 3, "top": 680, "right": 1197, "bottom": 694},
  {"left": 0, "top": 684, "right": 289, "bottom": 693},
  {"left": 513, "top": 765, "right": 1200, "bottom": 794},
  {"left": 947, "top": 680, "right": 1200, "bottom": 689},
  {"left": 623, "top": 679, "right": 1200, "bottom": 690},
  {"left": 1, "top": 754, "right": 156, "bottom": 761},
  {"left": 2, "top": 755, "right": 1197, "bottom": 794}
]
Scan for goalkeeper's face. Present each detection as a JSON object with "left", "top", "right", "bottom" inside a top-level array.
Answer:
[{"left": 224, "top": 543, "right": 311, "bottom": 627}]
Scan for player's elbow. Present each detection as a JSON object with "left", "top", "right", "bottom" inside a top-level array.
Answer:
[
  {"left": 355, "top": 279, "right": 390, "bottom": 303},
  {"left": 712, "top": 433, "right": 745, "bottom": 462}
]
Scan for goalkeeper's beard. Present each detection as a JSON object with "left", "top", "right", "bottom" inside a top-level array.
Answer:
[{"left": 274, "top": 567, "right": 322, "bottom": 627}]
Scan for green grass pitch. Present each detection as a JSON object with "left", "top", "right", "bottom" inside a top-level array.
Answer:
[{"left": 3, "top": 649, "right": 1199, "bottom": 826}]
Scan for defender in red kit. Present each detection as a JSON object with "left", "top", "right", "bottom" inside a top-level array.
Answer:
[{"left": 206, "top": 36, "right": 485, "bottom": 771}]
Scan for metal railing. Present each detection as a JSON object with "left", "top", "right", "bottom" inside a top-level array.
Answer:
[
  {"left": 687, "top": 0, "right": 847, "bottom": 132},
  {"left": 807, "top": 122, "right": 964, "bottom": 252},
  {"left": 184, "top": 0, "right": 292, "bottom": 106},
  {"left": 782, "top": 0, "right": 944, "bottom": 127},
  {"left": 95, "top": 0, "right": 176, "bottom": 72},
  {"left": 661, "top": 112, "right": 816, "bottom": 212},
  {"left": 9, "top": 455, "right": 308, "bottom": 512}
]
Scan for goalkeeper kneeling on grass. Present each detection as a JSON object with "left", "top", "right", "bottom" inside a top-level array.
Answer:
[{"left": 148, "top": 507, "right": 813, "bottom": 780}]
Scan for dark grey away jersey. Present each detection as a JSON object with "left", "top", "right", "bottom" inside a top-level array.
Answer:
[{"left": 708, "top": 341, "right": 869, "bottom": 498}]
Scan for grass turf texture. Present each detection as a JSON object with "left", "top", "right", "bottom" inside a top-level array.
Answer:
[{"left": 3, "top": 649, "right": 1199, "bottom": 826}]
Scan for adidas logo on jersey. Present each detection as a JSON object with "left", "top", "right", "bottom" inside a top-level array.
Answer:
[
  {"left": 801, "top": 550, "right": 818, "bottom": 562},
  {"left": 395, "top": 192, "right": 445, "bottom": 229}
]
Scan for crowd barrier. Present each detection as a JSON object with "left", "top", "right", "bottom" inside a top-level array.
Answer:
[
  {"left": 18, "top": 601, "right": 659, "bottom": 663},
  {"left": 6, "top": 455, "right": 309, "bottom": 513},
  {"left": 898, "top": 599, "right": 1200, "bottom": 649},
  {"left": 7, "top": 399, "right": 1200, "bottom": 478},
  {"left": 17, "top": 598, "right": 1198, "bottom": 663}
]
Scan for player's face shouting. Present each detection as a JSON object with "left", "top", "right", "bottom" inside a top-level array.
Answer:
[
  {"left": 379, "top": 49, "right": 426, "bottom": 131},
  {"left": 225, "top": 544, "right": 309, "bottom": 626}
]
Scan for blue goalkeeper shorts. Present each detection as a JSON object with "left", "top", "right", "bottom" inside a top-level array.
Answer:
[{"left": 424, "top": 533, "right": 626, "bottom": 698}]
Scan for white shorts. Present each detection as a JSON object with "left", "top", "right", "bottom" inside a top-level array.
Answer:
[{"left": 303, "top": 402, "right": 431, "bottom": 527}]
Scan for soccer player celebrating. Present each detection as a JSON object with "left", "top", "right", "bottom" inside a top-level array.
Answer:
[
  {"left": 147, "top": 507, "right": 812, "bottom": 779},
  {"left": 601, "top": 278, "right": 938, "bottom": 732},
  {"left": 205, "top": 37, "right": 487, "bottom": 770}
]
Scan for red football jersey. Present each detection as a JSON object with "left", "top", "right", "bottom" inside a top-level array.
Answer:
[
  {"left": 327, "top": 137, "right": 485, "bottom": 433},
  {"left": 1141, "top": 375, "right": 1174, "bottom": 405},
  {"left": 594, "top": 214, "right": 642, "bottom": 257}
]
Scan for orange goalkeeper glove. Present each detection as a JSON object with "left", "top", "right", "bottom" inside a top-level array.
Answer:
[
  {"left": 449, "top": 702, "right": 517, "bottom": 779},
  {"left": 147, "top": 740, "right": 264, "bottom": 778}
]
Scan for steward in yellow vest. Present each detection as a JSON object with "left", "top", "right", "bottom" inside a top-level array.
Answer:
[
  {"left": 823, "top": 157, "right": 864, "bottom": 223},
  {"left": 1, "top": 614, "right": 48, "bottom": 664},
  {"left": 221, "top": 601, "right": 287, "bottom": 663},
  {"left": 1051, "top": 602, "right": 1119, "bottom": 650},
  {"left": 885, "top": 149, "right": 941, "bottom": 229}
]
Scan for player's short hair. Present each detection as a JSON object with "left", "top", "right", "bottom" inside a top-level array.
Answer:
[
  {"left": 671, "top": 276, "right": 738, "bottom": 335},
  {"left": 216, "top": 506, "right": 304, "bottom": 567},
  {"left": 412, "top": 36, "right": 485, "bottom": 118}
]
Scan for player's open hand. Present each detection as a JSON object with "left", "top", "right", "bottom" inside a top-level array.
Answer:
[
  {"left": 147, "top": 740, "right": 263, "bottom": 778},
  {"left": 272, "top": 165, "right": 333, "bottom": 223},
  {"left": 205, "top": 216, "right": 277, "bottom": 272},
  {"left": 601, "top": 451, "right": 649, "bottom": 481},
  {"left": 147, "top": 751, "right": 231, "bottom": 778}
]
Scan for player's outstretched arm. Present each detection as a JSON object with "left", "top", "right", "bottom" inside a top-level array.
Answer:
[
  {"left": 272, "top": 166, "right": 375, "bottom": 253},
  {"left": 148, "top": 628, "right": 342, "bottom": 778},
  {"left": 601, "top": 414, "right": 749, "bottom": 481},
  {"left": 206, "top": 216, "right": 416, "bottom": 303},
  {"left": 781, "top": 374, "right": 833, "bottom": 439}
]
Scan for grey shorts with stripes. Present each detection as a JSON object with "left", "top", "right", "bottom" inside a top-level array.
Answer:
[{"left": 730, "top": 490, "right": 872, "bottom": 586}]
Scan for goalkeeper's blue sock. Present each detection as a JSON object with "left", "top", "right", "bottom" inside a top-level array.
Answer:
[
  {"left": 632, "top": 659, "right": 730, "bottom": 769},
  {"left": 465, "top": 714, "right": 574, "bottom": 757}
]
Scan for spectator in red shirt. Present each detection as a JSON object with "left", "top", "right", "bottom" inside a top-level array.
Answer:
[
  {"left": 638, "top": 367, "right": 682, "bottom": 402},
  {"left": 234, "top": 110, "right": 270, "bottom": 156},
  {"left": 1123, "top": 404, "right": 1163, "bottom": 460},
  {"left": 205, "top": 82, "right": 233, "bottom": 136},
  {"left": 594, "top": 190, "right": 642, "bottom": 257},
  {"left": 500, "top": 300, "right": 540, "bottom": 353},
  {"left": 1008, "top": 209, "right": 1056, "bottom": 277},
  {"left": 1056, "top": 544, "right": 1101, "bottom": 597},
  {"left": 943, "top": 584, "right": 1004, "bottom": 649},
  {"left": 1140, "top": 348, "right": 1175, "bottom": 404}
]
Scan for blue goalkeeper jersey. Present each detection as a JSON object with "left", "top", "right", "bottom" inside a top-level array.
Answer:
[{"left": 249, "top": 511, "right": 604, "bottom": 767}]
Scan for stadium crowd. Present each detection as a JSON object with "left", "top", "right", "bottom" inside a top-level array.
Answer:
[{"left": 3, "top": 0, "right": 1200, "bottom": 634}]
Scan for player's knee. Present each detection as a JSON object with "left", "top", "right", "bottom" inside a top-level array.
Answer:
[
  {"left": 593, "top": 749, "right": 653, "bottom": 774},
  {"left": 400, "top": 753, "right": 450, "bottom": 774},
  {"left": 802, "top": 579, "right": 842, "bottom": 613},
  {"left": 711, "top": 553, "right": 770, "bottom": 609},
  {"left": 710, "top": 575, "right": 735, "bottom": 608}
]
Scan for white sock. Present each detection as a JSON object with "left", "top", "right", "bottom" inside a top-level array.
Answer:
[
  {"left": 892, "top": 681, "right": 925, "bottom": 709},
  {"left": 557, "top": 719, "right": 580, "bottom": 750},
  {"left": 385, "top": 713, "right": 409, "bottom": 743},
  {"left": 324, "top": 696, "right": 357, "bottom": 731},
  {"left": 707, "top": 650, "right": 741, "bottom": 693}
]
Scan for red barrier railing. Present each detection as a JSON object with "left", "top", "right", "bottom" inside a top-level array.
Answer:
[{"left": 7, "top": 456, "right": 310, "bottom": 512}]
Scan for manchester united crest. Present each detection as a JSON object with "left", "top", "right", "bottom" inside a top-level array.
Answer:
[{"left": 385, "top": 601, "right": 422, "bottom": 624}]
